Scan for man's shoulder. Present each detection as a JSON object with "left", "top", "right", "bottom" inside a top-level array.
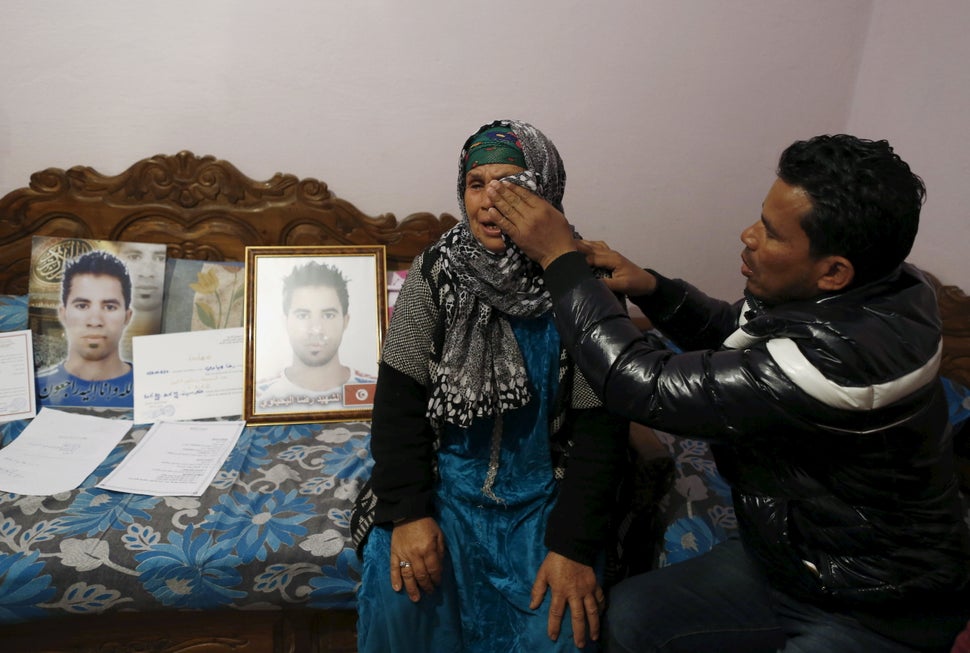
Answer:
[{"left": 749, "top": 270, "right": 943, "bottom": 404}]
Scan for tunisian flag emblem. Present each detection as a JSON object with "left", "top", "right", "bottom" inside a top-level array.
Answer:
[{"left": 343, "top": 383, "right": 376, "bottom": 406}]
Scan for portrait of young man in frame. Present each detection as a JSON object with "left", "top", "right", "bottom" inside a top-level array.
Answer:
[{"left": 244, "top": 246, "right": 386, "bottom": 425}]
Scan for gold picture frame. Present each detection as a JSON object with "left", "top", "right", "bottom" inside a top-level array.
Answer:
[{"left": 243, "top": 246, "right": 387, "bottom": 425}]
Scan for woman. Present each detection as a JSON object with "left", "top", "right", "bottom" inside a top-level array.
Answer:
[{"left": 352, "top": 120, "right": 628, "bottom": 652}]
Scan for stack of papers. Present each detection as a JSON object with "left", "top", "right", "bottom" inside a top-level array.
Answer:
[
  {"left": 0, "top": 408, "right": 244, "bottom": 497},
  {"left": 97, "top": 420, "right": 244, "bottom": 496},
  {"left": 0, "top": 408, "right": 131, "bottom": 494}
]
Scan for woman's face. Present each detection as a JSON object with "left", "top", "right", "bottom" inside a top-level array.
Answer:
[{"left": 463, "top": 163, "right": 526, "bottom": 253}]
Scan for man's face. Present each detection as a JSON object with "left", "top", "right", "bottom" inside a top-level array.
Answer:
[
  {"left": 285, "top": 285, "right": 348, "bottom": 367},
  {"left": 739, "top": 178, "right": 829, "bottom": 305},
  {"left": 59, "top": 273, "right": 133, "bottom": 362},
  {"left": 118, "top": 243, "right": 165, "bottom": 311}
]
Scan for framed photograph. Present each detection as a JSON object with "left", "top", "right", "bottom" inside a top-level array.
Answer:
[{"left": 243, "top": 246, "right": 387, "bottom": 425}]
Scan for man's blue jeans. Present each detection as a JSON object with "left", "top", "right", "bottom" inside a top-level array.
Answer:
[{"left": 605, "top": 537, "right": 923, "bottom": 652}]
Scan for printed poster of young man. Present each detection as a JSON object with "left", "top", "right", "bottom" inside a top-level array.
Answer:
[{"left": 28, "top": 236, "right": 166, "bottom": 409}]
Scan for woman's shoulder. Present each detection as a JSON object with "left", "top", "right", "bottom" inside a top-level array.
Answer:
[{"left": 407, "top": 246, "right": 453, "bottom": 290}]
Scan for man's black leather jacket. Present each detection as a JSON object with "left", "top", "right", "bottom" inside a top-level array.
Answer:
[{"left": 543, "top": 252, "right": 970, "bottom": 628}]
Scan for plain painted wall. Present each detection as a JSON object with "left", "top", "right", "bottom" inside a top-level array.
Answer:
[
  {"left": 846, "top": 0, "right": 970, "bottom": 289},
  {"left": 2, "top": 0, "right": 967, "bottom": 300}
]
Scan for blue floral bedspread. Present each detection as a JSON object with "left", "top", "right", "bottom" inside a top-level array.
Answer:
[
  {"left": 652, "top": 431, "right": 737, "bottom": 567},
  {"left": 0, "top": 414, "right": 371, "bottom": 624}
]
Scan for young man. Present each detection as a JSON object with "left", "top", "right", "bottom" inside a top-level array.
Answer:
[
  {"left": 255, "top": 261, "right": 374, "bottom": 413},
  {"left": 489, "top": 134, "right": 970, "bottom": 652},
  {"left": 36, "top": 250, "right": 135, "bottom": 408}
]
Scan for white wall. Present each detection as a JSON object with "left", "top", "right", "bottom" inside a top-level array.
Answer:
[
  {"left": 2, "top": 1, "right": 966, "bottom": 298},
  {"left": 847, "top": 0, "right": 970, "bottom": 288}
]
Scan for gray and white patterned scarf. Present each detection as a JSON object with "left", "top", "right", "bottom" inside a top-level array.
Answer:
[{"left": 427, "top": 119, "right": 569, "bottom": 428}]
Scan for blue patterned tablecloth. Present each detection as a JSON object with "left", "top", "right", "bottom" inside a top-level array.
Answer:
[{"left": 0, "top": 413, "right": 370, "bottom": 623}]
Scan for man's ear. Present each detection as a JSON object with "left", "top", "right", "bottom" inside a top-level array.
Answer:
[{"left": 816, "top": 256, "right": 854, "bottom": 292}]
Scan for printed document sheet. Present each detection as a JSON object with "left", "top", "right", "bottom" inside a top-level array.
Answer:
[
  {"left": 0, "top": 408, "right": 131, "bottom": 495},
  {"left": 97, "top": 420, "right": 244, "bottom": 496},
  {"left": 0, "top": 329, "right": 36, "bottom": 423},
  {"left": 133, "top": 328, "right": 244, "bottom": 423}
]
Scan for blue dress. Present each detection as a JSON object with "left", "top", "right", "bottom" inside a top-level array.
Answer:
[{"left": 358, "top": 315, "right": 596, "bottom": 652}]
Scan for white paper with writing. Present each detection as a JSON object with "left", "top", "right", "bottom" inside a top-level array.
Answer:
[
  {"left": 133, "top": 328, "right": 244, "bottom": 424},
  {"left": 0, "top": 408, "right": 132, "bottom": 495},
  {"left": 96, "top": 420, "right": 244, "bottom": 496},
  {"left": 0, "top": 329, "right": 36, "bottom": 423}
]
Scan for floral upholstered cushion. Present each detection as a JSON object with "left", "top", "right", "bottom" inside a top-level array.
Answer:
[
  {"left": 652, "top": 431, "right": 737, "bottom": 567},
  {"left": 0, "top": 295, "right": 27, "bottom": 332}
]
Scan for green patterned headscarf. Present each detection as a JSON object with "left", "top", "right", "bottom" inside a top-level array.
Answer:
[{"left": 463, "top": 127, "right": 527, "bottom": 173}]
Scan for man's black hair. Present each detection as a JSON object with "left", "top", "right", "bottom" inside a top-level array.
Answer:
[
  {"left": 61, "top": 250, "right": 133, "bottom": 308},
  {"left": 282, "top": 261, "right": 350, "bottom": 315},
  {"left": 777, "top": 134, "right": 925, "bottom": 285}
]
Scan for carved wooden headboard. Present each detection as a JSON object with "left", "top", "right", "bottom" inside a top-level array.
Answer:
[{"left": 0, "top": 151, "right": 458, "bottom": 295}]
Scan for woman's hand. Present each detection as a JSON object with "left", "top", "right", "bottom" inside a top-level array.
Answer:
[
  {"left": 390, "top": 517, "right": 446, "bottom": 602},
  {"left": 530, "top": 551, "right": 606, "bottom": 649}
]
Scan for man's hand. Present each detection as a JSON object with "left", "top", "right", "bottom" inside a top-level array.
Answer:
[
  {"left": 577, "top": 240, "right": 658, "bottom": 297},
  {"left": 390, "top": 517, "right": 445, "bottom": 602},
  {"left": 486, "top": 180, "right": 577, "bottom": 268},
  {"left": 530, "top": 551, "right": 605, "bottom": 649}
]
